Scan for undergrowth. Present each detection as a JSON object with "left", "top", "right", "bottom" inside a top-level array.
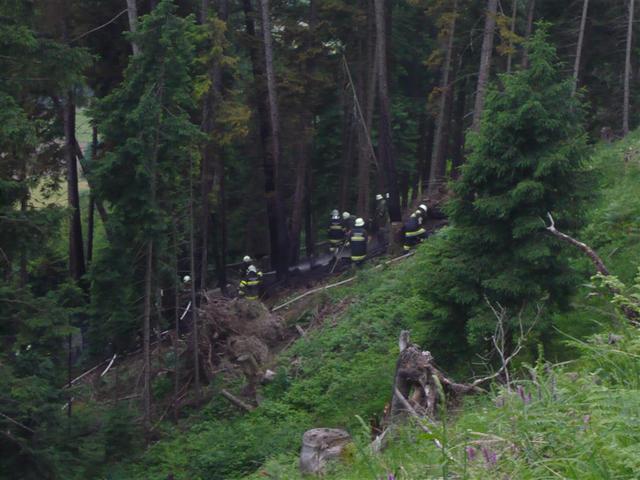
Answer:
[{"left": 108, "top": 134, "right": 640, "bottom": 480}]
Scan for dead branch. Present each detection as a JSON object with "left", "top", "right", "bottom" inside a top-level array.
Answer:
[
  {"left": 0, "top": 412, "right": 35, "bottom": 433},
  {"left": 220, "top": 389, "right": 255, "bottom": 412},
  {"left": 393, "top": 387, "right": 445, "bottom": 451},
  {"left": 545, "top": 212, "right": 638, "bottom": 323},
  {"left": 545, "top": 212, "right": 610, "bottom": 275},
  {"left": 100, "top": 354, "right": 117, "bottom": 377}
]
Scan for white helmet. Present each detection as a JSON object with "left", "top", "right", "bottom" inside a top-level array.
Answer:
[
  {"left": 331, "top": 209, "right": 339, "bottom": 216},
  {"left": 375, "top": 194, "right": 383, "bottom": 201},
  {"left": 183, "top": 275, "right": 191, "bottom": 283},
  {"left": 410, "top": 213, "right": 417, "bottom": 218},
  {"left": 354, "top": 217, "right": 365, "bottom": 227},
  {"left": 248, "top": 265, "right": 257, "bottom": 273},
  {"left": 243, "top": 255, "right": 251, "bottom": 263},
  {"left": 342, "top": 212, "right": 350, "bottom": 220},
  {"left": 419, "top": 204, "right": 428, "bottom": 214},
  {"left": 415, "top": 210, "right": 422, "bottom": 216}
]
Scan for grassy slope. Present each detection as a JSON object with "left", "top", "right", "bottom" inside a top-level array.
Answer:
[{"left": 109, "top": 134, "right": 640, "bottom": 480}]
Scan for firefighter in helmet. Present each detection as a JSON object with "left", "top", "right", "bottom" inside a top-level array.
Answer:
[
  {"left": 327, "top": 209, "right": 346, "bottom": 253},
  {"left": 350, "top": 217, "right": 368, "bottom": 265}
]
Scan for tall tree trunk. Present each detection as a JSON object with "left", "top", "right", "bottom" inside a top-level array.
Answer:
[
  {"left": 200, "top": 0, "right": 228, "bottom": 291},
  {"left": 259, "top": 0, "right": 290, "bottom": 279},
  {"left": 428, "top": 0, "right": 457, "bottom": 197},
  {"left": 422, "top": 120, "right": 435, "bottom": 193},
  {"left": 572, "top": 0, "right": 590, "bottom": 96},
  {"left": 356, "top": 0, "right": 378, "bottom": 220},
  {"left": 411, "top": 112, "right": 427, "bottom": 202},
  {"left": 506, "top": 0, "right": 518, "bottom": 74},
  {"left": 65, "top": 92, "right": 85, "bottom": 281},
  {"left": 126, "top": 0, "right": 141, "bottom": 56},
  {"left": 450, "top": 76, "right": 468, "bottom": 178},
  {"left": 304, "top": 167, "right": 315, "bottom": 261},
  {"left": 289, "top": 0, "right": 316, "bottom": 264},
  {"left": 472, "top": 0, "right": 498, "bottom": 131},
  {"left": 373, "top": 0, "right": 400, "bottom": 223},
  {"left": 142, "top": 240, "right": 152, "bottom": 433},
  {"left": 172, "top": 219, "right": 180, "bottom": 422},
  {"left": 338, "top": 88, "right": 355, "bottom": 211},
  {"left": 624, "top": 0, "right": 635, "bottom": 135},
  {"left": 521, "top": 0, "right": 535, "bottom": 68},
  {"left": 143, "top": 78, "right": 163, "bottom": 437},
  {"left": 189, "top": 156, "right": 200, "bottom": 400},
  {"left": 86, "top": 126, "right": 98, "bottom": 266}
]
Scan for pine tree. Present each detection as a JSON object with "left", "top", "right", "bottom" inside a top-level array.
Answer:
[{"left": 423, "top": 26, "right": 590, "bottom": 352}]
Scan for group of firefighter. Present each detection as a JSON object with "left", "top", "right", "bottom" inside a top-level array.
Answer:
[{"left": 237, "top": 194, "right": 430, "bottom": 301}]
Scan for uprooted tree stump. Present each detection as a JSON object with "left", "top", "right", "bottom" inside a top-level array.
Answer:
[
  {"left": 187, "top": 294, "right": 284, "bottom": 403},
  {"left": 385, "top": 331, "right": 484, "bottom": 425},
  {"left": 299, "top": 428, "right": 352, "bottom": 475}
]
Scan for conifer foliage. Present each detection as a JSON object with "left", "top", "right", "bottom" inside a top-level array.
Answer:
[
  {"left": 425, "top": 27, "right": 590, "bottom": 347},
  {"left": 90, "top": 0, "right": 202, "bottom": 352}
]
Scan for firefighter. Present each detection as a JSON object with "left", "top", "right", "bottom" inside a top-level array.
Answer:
[
  {"left": 239, "top": 264, "right": 263, "bottom": 300},
  {"left": 327, "top": 209, "right": 345, "bottom": 253},
  {"left": 417, "top": 204, "right": 429, "bottom": 240},
  {"left": 342, "top": 211, "right": 354, "bottom": 236},
  {"left": 373, "top": 194, "right": 389, "bottom": 243},
  {"left": 240, "top": 255, "right": 253, "bottom": 277},
  {"left": 403, "top": 212, "right": 426, "bottom": 251},
  {"left": 350, "top": 217, "right": 368, "bottom": 265}
]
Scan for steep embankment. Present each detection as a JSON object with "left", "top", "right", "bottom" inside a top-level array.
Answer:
[{"left": 112, "top": 134, "right": 640, "bottom": 480}]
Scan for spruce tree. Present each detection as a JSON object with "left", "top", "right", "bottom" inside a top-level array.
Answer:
[
  {"left": 90, "top": 0, "right": 202, "bottom": 354},
  {"left": 424, "top": 26, "right": 590, "bottom": 351}
]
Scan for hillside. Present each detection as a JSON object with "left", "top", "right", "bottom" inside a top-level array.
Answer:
[{"left": 103, "top": 134, "right": 640, "bottom": 479}]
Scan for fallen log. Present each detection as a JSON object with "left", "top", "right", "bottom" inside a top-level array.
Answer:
[{"left": 220, "top": 389, "right": 255, "bottom": 412}]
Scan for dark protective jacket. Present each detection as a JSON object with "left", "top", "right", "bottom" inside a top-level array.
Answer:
[
  {"left": 375, "top": 200, "right": 388, "bottom": 227},
  {"left": 342, "top": 216, "right": 354, "bottom": 234},
  {"left": 403, "top": 216, "right": 426, "bottom": 250},
  {"left": 327, "top": 216, "right": 346, "bottom": 245},
  {"left": 350, "top": 226, "right": 368, "bottom": 262},
  {"left": 239, "top": 267, "right": 263, "bottom": 300}
]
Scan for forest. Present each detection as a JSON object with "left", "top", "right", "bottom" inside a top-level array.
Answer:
[{"left": 2, "top": 0, "right": 640, "bottom": 478}]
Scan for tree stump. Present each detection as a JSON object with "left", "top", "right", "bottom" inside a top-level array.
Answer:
[{"left": 299, "top": 428, "right": 351, "bottom": 475}]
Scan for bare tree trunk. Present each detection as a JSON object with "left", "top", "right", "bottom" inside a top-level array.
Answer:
[
  {"left": 259, "top": 0, "right": 290, "bottom": 279},
  {"left": 143, "top": 77, "right": 163, "bottom": 437},
  {"left": 172, "top": 219, "right": 180, "bottom": 422},
  {"left": 374, "top": 0, "right": 400, "bottom": 224},
  {"left": 200, "top": 0, "right": 229, "bottom": 291},
  {"left": 143, "top": 241, "right": 152, "bottom": 433},
  {"left": 572, "top": 0, "right": 589, "bottom": 96},
  {"left": 624, "top": 0, "right": 635, "bottom": 136},
  {"left": 428, "top": 0, "right": 457, "bottom": 197},
  {"left": 356, "top": 0, "right": 378, "bottom": 220},
  {"left": 189, "top": 157, "right": 200, "bottom": 400},
  {"left": 411, "top": 112, "right": 427, "bottom": 202},
  {"left": 506, "top": 0, "right": 518, "bottom": 74},
  {"left": 289, "top": 0, "right": 316, "bottom": 264},
  {"left": 472, "top": 0, "right": 498, "bottom": 131},
  {"left": 86, "top": 126, "right": 98, "bottom": 266},
  {"left": 19, "top": 161, "right": 27, "bottom": 287},
  {"left": 126, "top": 0, "right": 141, "bottom": 56},
  {"left": 521, "top": 0, "right": 535, "bottom": 68},
  {"left": 450, "top": 76, "right": 467, "bottom": 179},
  {"left": 65, "top": 92, "right": 85, "bottom": 281},
  {"left": 338, "top": 89, "right": 355, "bottom": 211},
  {"left": 304, "top": 167, "right": 315, "bottom": 261}
]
